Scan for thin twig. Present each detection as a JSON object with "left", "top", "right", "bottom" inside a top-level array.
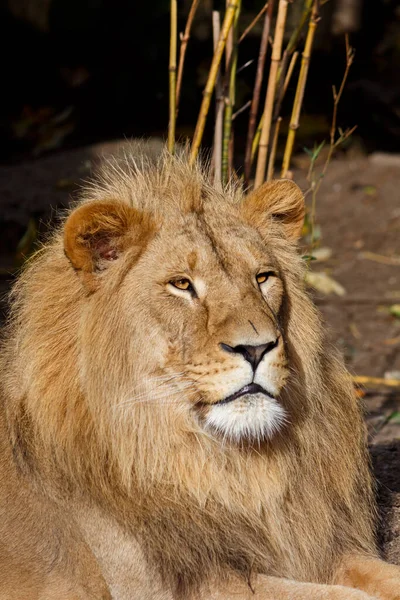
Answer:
[
  {"left": 232, "top": 100, "right": 251, "bottom": 120},
  {"left": 176, "top": 0, "right": 201, "bottom": 115},
  {"left": 281, "top": 0, "right": 319, "bottom": 178},
  {"left": 189, "top": 0, "right": 240, "bottom": 165},
  {"left": 254, "top": 0, "right": 289, "bottom": 189},
  {"left": 237, "top": 59, "right": 255, "bottom": 74},
  {"left": 168, "top": 0, "right": 178, "bottom": 153},
  {"left": 239, "top": 2, "right": 268, "bottom": 43},
  {"left": 307, "top": 35, "right": 355, "bottom": 252},
  {"left": 212, "top": 11, "right": 223, "bottom": 184},
  {"left": 329, "top": 34, "right": 354, "bottom": 152},
  {"left": 243, "top": 0, "right": 275, "bottom": 186},
  {"left": 222, "top": 0, "right": 241, "bottom": 184}
]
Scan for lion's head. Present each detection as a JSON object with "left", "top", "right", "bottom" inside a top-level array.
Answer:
[{"left": 63, "top": 154, "right": 310, "bottom": 444}]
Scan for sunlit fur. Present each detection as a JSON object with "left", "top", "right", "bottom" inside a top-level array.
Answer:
[{"left": 0, "top": 148, "right": 377, "bottom": 598}]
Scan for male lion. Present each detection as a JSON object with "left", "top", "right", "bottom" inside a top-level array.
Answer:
[{"left": 0, "top": 151, "right": 399, "bottom": 600}]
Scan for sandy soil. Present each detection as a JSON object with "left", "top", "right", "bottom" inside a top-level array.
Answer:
[{"left": 0, "top": 141, "right": 399, "bottom": 563}]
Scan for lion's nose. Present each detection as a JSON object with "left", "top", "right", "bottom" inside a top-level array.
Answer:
[{"left": 220, "top": 339, "right": 279, "bottom": 371}]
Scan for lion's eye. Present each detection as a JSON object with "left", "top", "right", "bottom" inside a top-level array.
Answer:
[
  {"left": 170, "top": 278, "right": 193, "bottom": 291},
  {"left": 256, "top": 272, "right": 274, "bottom": 285}
]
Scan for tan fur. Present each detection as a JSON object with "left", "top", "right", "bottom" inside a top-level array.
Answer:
[{"left": 0, "top": 148, "right": 399, "bottom": 600}]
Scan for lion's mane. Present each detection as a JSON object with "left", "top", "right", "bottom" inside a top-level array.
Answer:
[{"left": 0, "top": 150, "right": 376, "bottom": 597}]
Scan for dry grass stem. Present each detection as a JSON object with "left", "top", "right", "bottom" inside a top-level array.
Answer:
[
  {"left": 212, "top": 11, "right": 223, "bottom": 184},
  {"left": 189, "top": 0, "right": 240, "bottom": 165},
  {"left": 176, "top": 0, "right": 201, "bottom": 115},
  {"left": 239, "top": 2, "right": 268, "bottom": 43},
  {"left": 353, "top": 376, "right": 400, "bottom": 389},
  {"left": 222, "top": 0, "right": 241, "bottom": 184},
  {"left": 281, "top": 1, "right": 319, "bottom": 178},
  {"left": 244, "top": 0, "right": 275, "bottom": 185},
  {"left": 359, "top": 251, "right": 400, "bottom": 266},
  {"left": 168, "top": 0, "right": 178, "bottom": 153},
  {"left": 254, "top": 0, "right": 289, "bottom": 189},
  {"left": 267, "top": 116, "right": 282, "bottom": 180}
]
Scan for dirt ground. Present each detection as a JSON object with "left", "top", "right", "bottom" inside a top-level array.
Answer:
[{"left": 0, "top": 142, "right": 399, "bottom": 563}]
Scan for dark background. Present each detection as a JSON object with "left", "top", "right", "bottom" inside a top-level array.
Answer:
[{"left": 0, "top": 0, "right": 399, "bottom": 164}]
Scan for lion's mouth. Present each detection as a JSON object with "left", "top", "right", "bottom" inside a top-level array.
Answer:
[{"left": 216, "top": 383, "right": 276, "bottom": 405}]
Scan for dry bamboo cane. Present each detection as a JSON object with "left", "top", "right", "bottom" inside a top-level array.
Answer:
[
  {"left": 286, "top": 0, "right": 313, "bottom": 55},
  {"left": 222, "top": 0, "right": 241, "bottom": 184},
  {"left": 272, "top": 0, "right": 312, "bottom": 120},
  {"left": 250, "top": 49, "right": 298, "bottom": 166},
  {"left": 272, "top": 50, "right": 289, "bottom": 122},
  {"left": 282, "top": 50, "right": 299, "bottom": 98},
  {"left": 281, "top": 1, "right": 319, "bottom": 178},
  {"left": 266, "top": 116, "right": 282, "bottom": 180},
  {"left": 189, "top": 0, "right": 239, "bottom": 166},
  {"left": 243, "top": 0, "right": 275, "bottom": 186},
  {"left": 212, "top": 11, "right": 223, "bottom": 185},
  {"left": 176, "top": 0, "right": 201, "bottom": 115},
  {"left": 254, "top": 0, "right": 289, "bottom": 189},
  {"left": 168, "top": 0, "right": 178, "bottom": 153}
]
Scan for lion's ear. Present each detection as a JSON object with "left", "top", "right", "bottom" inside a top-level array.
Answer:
[
  {"left": 241, "top": 179, "right": 305, "bottom": 241},
  {"left": 64, "top": 200, "right": 154, "bottom": 286}
]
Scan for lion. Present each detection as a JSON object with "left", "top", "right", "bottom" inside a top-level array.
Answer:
[{"left": 0, "top": 149, "right": 399, "bottom": 600}]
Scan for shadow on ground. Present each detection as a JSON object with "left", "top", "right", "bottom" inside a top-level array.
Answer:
[{"left": 371, "top": 440, "right": 400, "bottom": 564}]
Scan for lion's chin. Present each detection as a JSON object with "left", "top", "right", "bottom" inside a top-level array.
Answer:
[{"left": 203, "top": 393, "right": 287, "bottom": 443}]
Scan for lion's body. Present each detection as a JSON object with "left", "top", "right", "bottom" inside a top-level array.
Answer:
[{"left": 0, "top": 150, "right": 399, "bottom": 600}]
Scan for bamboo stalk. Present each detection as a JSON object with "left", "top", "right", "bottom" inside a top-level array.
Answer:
[
  {"left": 250, "top": 49, "right": 298, "bottom": 168},
  {"left": 212, "top": 11, "right": 223, "bottom": 185},
  {"left": 286, "top": 0, "right": 313, "bottom": 56},
  {"left": 251, "top": 116, "right": 263, "bottom": 163},
  {"left": 282, "top": 50, "right": 299, "bottom": 98},
  {"left": 272, "top": 49, "right": 289, "bottom": 122},
  {"left": 189, "top": 0, "right": 240, "bottom": 166},
  {"left": 254, "top": 0, "right": 289, "bottom": 189},
  {"left": 226, "top": 0, "right": 233, "bottom": 71},
  {"left": 239, "top": 2, "right": 268, "bottom": 43},
  {"left": 266, "top": 116, "right": 282, "bottom": 180},
  {"left": 168, "top": 0, "right": 178, "bottom": 153},
  {"left": 222, "top": 0, "right": 241, "bottom": 184},
  {"left": 243, "top": 0, "right": 275, "bottom": 186},
  {"left": 281, "top": 1, "right": 319, "bottom": 178},
  {"left": 176, "top": 0, "right": 201, "bottom": 116}
]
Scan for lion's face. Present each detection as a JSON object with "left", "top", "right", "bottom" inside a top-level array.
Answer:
[{"left": 64, "top": 172, "right": 305, "bottom": 444}]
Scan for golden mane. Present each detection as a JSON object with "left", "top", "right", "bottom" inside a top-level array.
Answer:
[{"left": 0, "top": 150, "right": 376, "bottom": 597}]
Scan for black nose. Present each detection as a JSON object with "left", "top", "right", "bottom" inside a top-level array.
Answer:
[{"left": 220, "top": 339, "right": 279, "bottom": 371}]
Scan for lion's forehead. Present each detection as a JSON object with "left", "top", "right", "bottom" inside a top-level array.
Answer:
[{"left": 148, "top": 206, "right": 273, "bottom": 279}]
